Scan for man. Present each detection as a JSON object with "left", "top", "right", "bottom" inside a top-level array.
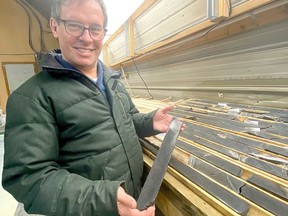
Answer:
[{"left": 2, "top": 0, "right": 184, "bottom": 215}]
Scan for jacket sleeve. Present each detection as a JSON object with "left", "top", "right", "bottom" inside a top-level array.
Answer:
[
  {"left": 118, "top": 84, "right": 159, "bottom": 138},
  {"left": 2, "top": 93, "right": 122, "bottom": 216},
  {"left": 131, "top": 109, "right": 159, "bottom": 138}
]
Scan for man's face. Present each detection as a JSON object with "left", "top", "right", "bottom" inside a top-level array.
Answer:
[{"left": 50, "top": 0, "right": 105, "bottom": 73}]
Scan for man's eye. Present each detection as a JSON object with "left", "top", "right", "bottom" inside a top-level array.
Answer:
[
  {"left": 90, "top": 26, "right": 101, "bottom": 32},
  {"left": 68, "top": 23, "right": 82, "bottom": 30}
]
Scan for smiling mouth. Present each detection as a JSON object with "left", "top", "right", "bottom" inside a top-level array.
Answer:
[{"left": 76, "top": 48, "right": 95, "bottom": 53}]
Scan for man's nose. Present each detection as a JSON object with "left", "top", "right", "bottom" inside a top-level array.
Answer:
[{"left": 80, "top": 29, "right": 93, "bottom": 42}]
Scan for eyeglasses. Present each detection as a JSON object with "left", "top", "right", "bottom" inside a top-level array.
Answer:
[{"left": 57, "top": 18, "right": 106, "bottom": 41}]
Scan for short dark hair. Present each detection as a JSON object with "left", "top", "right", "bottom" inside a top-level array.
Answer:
[{"left": 50, "top": 0, "right": 108, "bottom": 29}]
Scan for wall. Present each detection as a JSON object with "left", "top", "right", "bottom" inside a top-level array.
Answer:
[
  {"left": 0, "top": 0, "right": 58, "bottom": 112},
  {"left": 122, "top": 17, "right": 288, "bottom": 107},
  {"left": 104, "top": 0, "right": 288, "bottom": 108}
]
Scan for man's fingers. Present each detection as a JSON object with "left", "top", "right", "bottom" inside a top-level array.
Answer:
[
  {"left": 178, "top": 118, "right": 187, "bottom": 131},
  {"left": 159, "top": 105, "right": 174, "bottom": 114},
  {"left": 145, "top": 205, "right": 156, "bottom": 216},
  {"left": 117, "top": 187, "right": 137, "bottom": 208},
  {"left": 117, "top": 187, "right": 156, "bottom": 216}
]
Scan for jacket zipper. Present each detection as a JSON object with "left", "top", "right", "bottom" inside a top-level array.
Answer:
[
  {"left": 63, "top": 68, "right": 111, "bottom": 107},
  {"left": 115, "top": 90, "right": 127, "bottom": 118},
  {"left": 47, "top": 64, "right": 120, "bottom": 110}
]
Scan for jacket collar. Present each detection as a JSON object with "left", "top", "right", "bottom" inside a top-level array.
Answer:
[{"left": 41, "top": 51, "right": 121, "bottom": 80}]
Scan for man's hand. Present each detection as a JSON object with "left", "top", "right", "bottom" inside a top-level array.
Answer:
[
  {"left": 117, "top": 187, "right": 155, "bottom": 216},
  {"left": 153, "top": 105, "right": 186, "bottom": 132}
]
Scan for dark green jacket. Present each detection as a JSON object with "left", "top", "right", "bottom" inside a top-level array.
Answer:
[{"left": 2, "top": 53, "right": 157, "bottom": 216}]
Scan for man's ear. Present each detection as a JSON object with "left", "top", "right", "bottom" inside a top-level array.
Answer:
[{"left": 50, "top": 18, "right": 59, "bottom": 38}]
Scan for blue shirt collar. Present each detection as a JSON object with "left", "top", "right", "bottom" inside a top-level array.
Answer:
[
  {"left": 55, "top": 54, "right": 106, "bottom": 92},
  {"left": 55, "top": 54, "right": 77, "bottom": 71}
]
